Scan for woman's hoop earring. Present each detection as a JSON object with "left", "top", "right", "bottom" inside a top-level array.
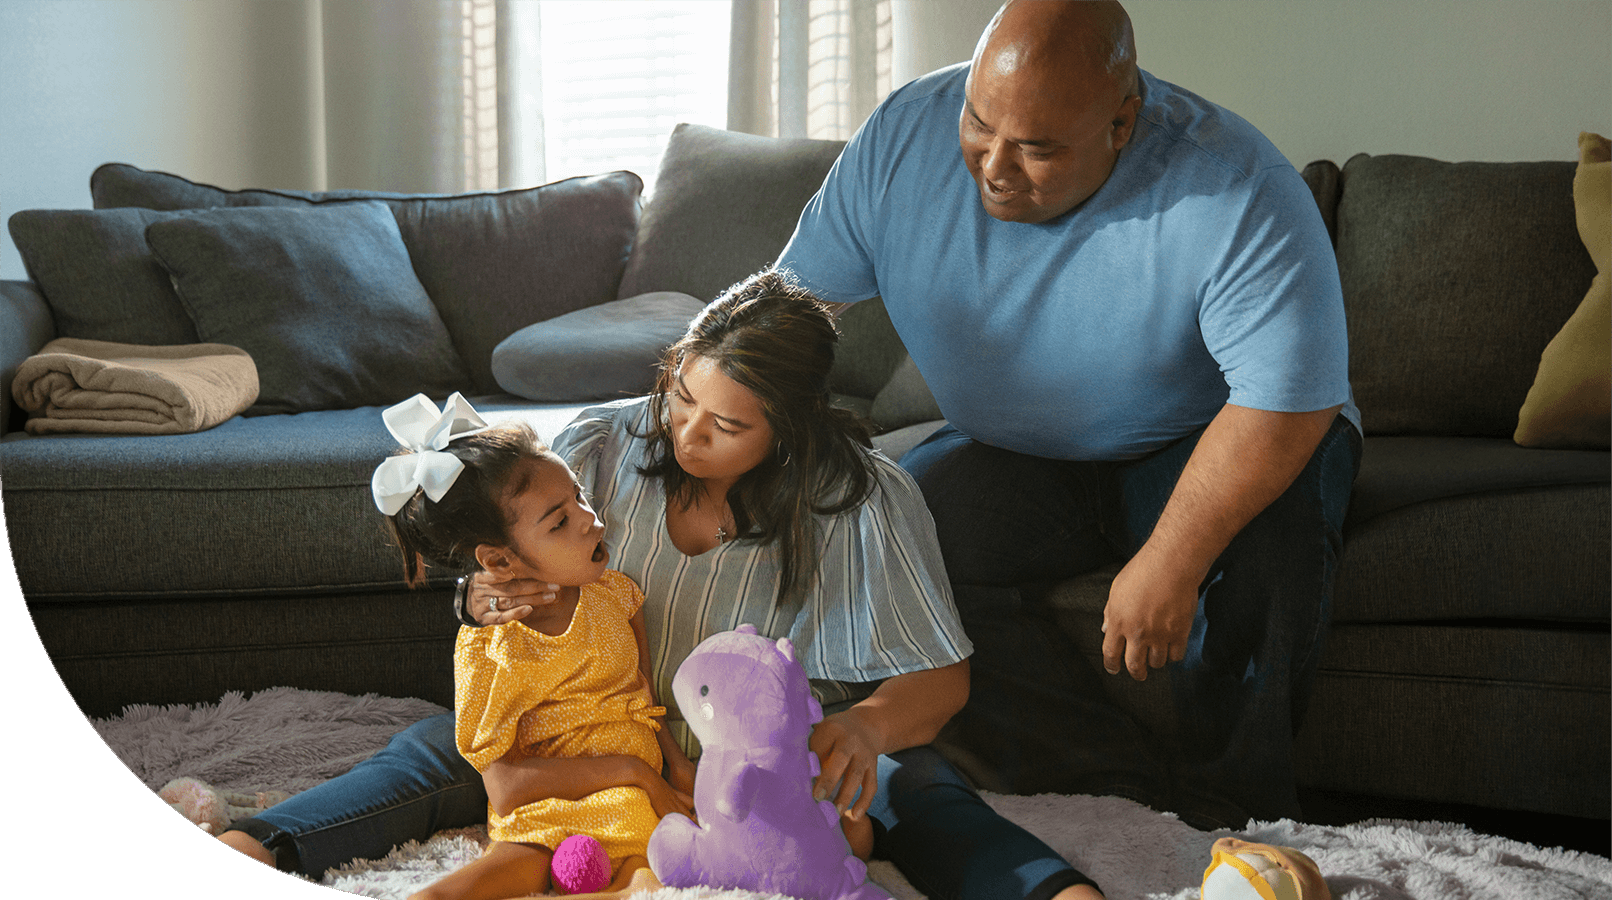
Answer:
[{"left": 777, "top": 444, "right": 792, "bottom": 467}]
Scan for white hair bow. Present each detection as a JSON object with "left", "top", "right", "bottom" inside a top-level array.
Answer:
[{"left": 371, "top": 392, "right": 491, "bottom": 516}]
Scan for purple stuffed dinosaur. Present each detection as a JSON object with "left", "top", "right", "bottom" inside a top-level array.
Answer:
[{"left": 647, "top": 625, "right": 892, "bottom": 900}]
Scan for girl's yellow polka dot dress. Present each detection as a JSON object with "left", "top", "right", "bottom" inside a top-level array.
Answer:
[{"left": 454, "top": 569, "right": 665, "bottom": 867}]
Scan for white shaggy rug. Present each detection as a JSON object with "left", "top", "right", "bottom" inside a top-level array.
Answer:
[{"left": 94, "top": 687, "right": 1612, "bottom": 900}]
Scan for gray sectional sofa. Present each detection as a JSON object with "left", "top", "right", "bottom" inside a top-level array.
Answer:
[{"left": 3, "top": 123, "right": 1607, "bottom": 832}]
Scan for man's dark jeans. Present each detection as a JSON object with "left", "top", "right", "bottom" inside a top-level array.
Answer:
[{"left": 899, "top": 415, "right": 1361, "bottom": 826}]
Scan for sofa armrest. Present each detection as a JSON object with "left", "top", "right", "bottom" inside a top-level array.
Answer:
[{"left": 1, "top": 280, "right": 55, "bottom": 435}]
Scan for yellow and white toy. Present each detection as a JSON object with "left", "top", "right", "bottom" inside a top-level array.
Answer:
[{"left": 1201, "top": 837, "right": 1331, "bottom": 900}]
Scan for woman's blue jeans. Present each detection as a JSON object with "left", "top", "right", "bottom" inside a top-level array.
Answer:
[
  {"left": 898, "top": 415, "right": 1361, "bottom": 828},
  {"left": 232, "top": 716, "right": 1097, "bottom": 898},
  {"left": 231, "top": 713, "right": 485, "bottom": 877}
]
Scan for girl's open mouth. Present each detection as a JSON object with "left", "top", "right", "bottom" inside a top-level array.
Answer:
[{"left": 592, "top": 541, "right": 607, "bottom": 563}]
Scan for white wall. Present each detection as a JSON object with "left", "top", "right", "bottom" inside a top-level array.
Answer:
[
  {"left": 892, "top": 0, "right": 1611, "bottom": 169},
  {"left": 4, "top": 0, "right": 1610, "bottom": 281},
  {"left": 0, "top": 0, "right": 320, "bottom": 280}
]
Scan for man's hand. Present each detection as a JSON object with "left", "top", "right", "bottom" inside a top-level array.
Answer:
[
  {"left": 467, "top": 570, "right": 559, "bottom": 626},
  {"left": 1100, "top": 547, "right": 1198, "bottom": 681},
  {"left": 809, "top": 709, "right": 883, "bottom": 820},
  {"left": 1098, "top": 403, "right": 1343, "bottom": 682}
]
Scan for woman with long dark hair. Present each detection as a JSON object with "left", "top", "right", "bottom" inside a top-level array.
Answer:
[{"left": 220, "top": 270, "right": 1106, "bottom": 900}]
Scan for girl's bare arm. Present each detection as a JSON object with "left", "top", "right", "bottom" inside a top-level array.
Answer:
[
  {"left": 482, "top": 748, "right": 692, "bottom": 820},
  {"left": 630, "top": 609, "right": 698, "bottom": 794},
  {"left": 482, "top": 608, "right": 696, "bottom": 820}
]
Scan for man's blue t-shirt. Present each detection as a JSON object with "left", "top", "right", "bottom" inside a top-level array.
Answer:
[{"left": 777, "top": 63, "right": 1357, "bottom": 461}]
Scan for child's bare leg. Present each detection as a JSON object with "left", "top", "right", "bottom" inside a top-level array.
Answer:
[
  {"left": 409, "top": 840, "right": 551, "bottom": 900},
  {"left": 606, "top": 856, "right": 659, "bottom": 893},
  {"left": 542, "top": 856, "right": 660, "bottom": 900},
  {"left": 217, "top": 830, "right": 275, "bottom": 867},
  {"left": 841, "top": 810, "right": 874, "bottom": 860}
]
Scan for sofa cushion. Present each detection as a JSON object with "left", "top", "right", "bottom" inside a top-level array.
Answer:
[
  {"left": 829, "top": 298, "right": 907, "bottom": 404},
  {"left": 1039, "top": 437, "right": 1610, "bottom": 627},
  {"left": 491, "top": 291, "right": 705, "bottom": 402},
  {"left": 7, "top": 208, "right": 202, "bottom": 345},
  {"left": 1345, "top": 435, "right": 1610, "bottom": 525},
  {"left": 617, "top": 123, "right": 845, "bottom": 304},
  {"left": 1340, "top": 436, "right": 1607, "bottom": 623},
  {"left": 1514, "top": 132, "right": 1611, "bottom": 450},
  {"left": 91, "top": 163, "right": 644, "bottom": 395},
  {"left": 1336, "top": 154, "right": 1597, "bottom": 437},
  {"left": 0, "top": 397, "right": 593, "bottom": 601},
  {"left": 144, "top": 203, "right": 469, "bottom": 415},
  {"left": 870, "top": 355, "right": 943, "bottom": 433},
  {"left": 1296, "top": 623, "right": 1609, "bottom": 819},
  {"left": 613, "top": 128, "right": 922, "bottom": 421}
]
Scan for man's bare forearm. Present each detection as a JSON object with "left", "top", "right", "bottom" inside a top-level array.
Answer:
[{"left": 1139, "top": 403, "right": 1340, "bottom": 581}]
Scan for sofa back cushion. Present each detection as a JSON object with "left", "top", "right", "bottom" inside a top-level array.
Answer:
[
  {"left": 1334, "top": 154, "right": 1597, "bottom": 436},
  {"left": 618, "top": 123, "right": 846, "bottom": 305},
  {"left": 91, "top": 164, "right": 643, "bottom": 395},
  {"left": 619, "top": 124, "right": 931, "bottom": 423}
]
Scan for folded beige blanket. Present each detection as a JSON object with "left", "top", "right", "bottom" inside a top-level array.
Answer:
[{"left": 12, "top": 337, "right": 259, "bottom": 435}]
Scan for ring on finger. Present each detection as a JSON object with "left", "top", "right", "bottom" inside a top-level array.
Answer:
[{"left": 489, "top": 596, "right": 500, "bottom": 613}]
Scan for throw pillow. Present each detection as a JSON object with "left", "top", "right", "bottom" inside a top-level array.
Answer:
[
  {"left": 144, "top": 202, "right": 470, "bottom": 416},
  {"left": 1514, "top": 132, "right": 1611, "bottom": 449},
  {"left": 7, "top": 208, "right": 202, "bottom": 345},
  {"left": 92, "top": 163, "right": 643, "bottom": 394},
  {"left": 616, "top": 123, "right": 846, "bottom": 305},
  {"left": 491, "top": 291, "right": 706, "bottom": 401}
]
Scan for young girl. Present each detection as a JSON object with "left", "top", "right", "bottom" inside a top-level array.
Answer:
[{"left": 373, "top": 393, "right": 693, "bottom": 900}]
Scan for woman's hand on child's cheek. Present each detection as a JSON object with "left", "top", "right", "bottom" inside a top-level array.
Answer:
[
  {"left": 809, "top": 711, "right": 881, "bottom": 820},
  {"left": 468, "top": 571, "right": 560, "bottom": 626}
]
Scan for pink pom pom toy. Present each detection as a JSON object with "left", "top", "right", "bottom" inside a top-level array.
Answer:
[{"left": 551, "top": 834, "right": 611, "bottom": 895}]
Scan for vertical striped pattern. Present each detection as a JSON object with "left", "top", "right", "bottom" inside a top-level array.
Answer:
[{"left": 553, "top": 397, "right": 972, "bottom": 757}]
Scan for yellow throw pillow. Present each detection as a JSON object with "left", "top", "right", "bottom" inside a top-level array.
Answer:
[{"left": 1515, "top": 132, "right": 1611, "bottom": 449}]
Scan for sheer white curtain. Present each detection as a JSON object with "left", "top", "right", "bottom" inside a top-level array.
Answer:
[
  {"left": 302, "top": 0, "right": 887, "bottom": 194},
  {"left": 303, "top": 0, "right": 507, "bottom": 193},
  {"left": 728, "top": 0, "right": 893, "bottom": 141}
]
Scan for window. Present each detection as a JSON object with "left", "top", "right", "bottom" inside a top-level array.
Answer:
[{"left": 510, "top": 1, "right": 731, "bottom": 195}]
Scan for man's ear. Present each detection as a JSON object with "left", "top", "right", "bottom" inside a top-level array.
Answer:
[
  {"left": 1110, "top": 94, "right": 1142, "bottom": 151},
  {"left": 475, "top": 543, "right": 516, "bottom": 575}
]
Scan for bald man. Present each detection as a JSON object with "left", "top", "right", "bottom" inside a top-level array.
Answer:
[{"left": 780, "top": 0, "right": 1359, "bottom": 834}]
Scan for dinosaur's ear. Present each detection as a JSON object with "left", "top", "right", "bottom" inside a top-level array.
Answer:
[{"left": 776, "top": 637, "right": 796, "bottom": 662}]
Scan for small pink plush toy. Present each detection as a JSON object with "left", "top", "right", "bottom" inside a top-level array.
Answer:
[
  {"left": 158, "top": 777, "right": 290, "bottom": 835},
  {"left": 647, "top": 626, "right": 891, "bottom": 900},
  {"left": 1201, "top": 837, "right": 1331, "bottom": 900},
  {"left": 550, "top": 834, "right": 611, "bottom": 894}
]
